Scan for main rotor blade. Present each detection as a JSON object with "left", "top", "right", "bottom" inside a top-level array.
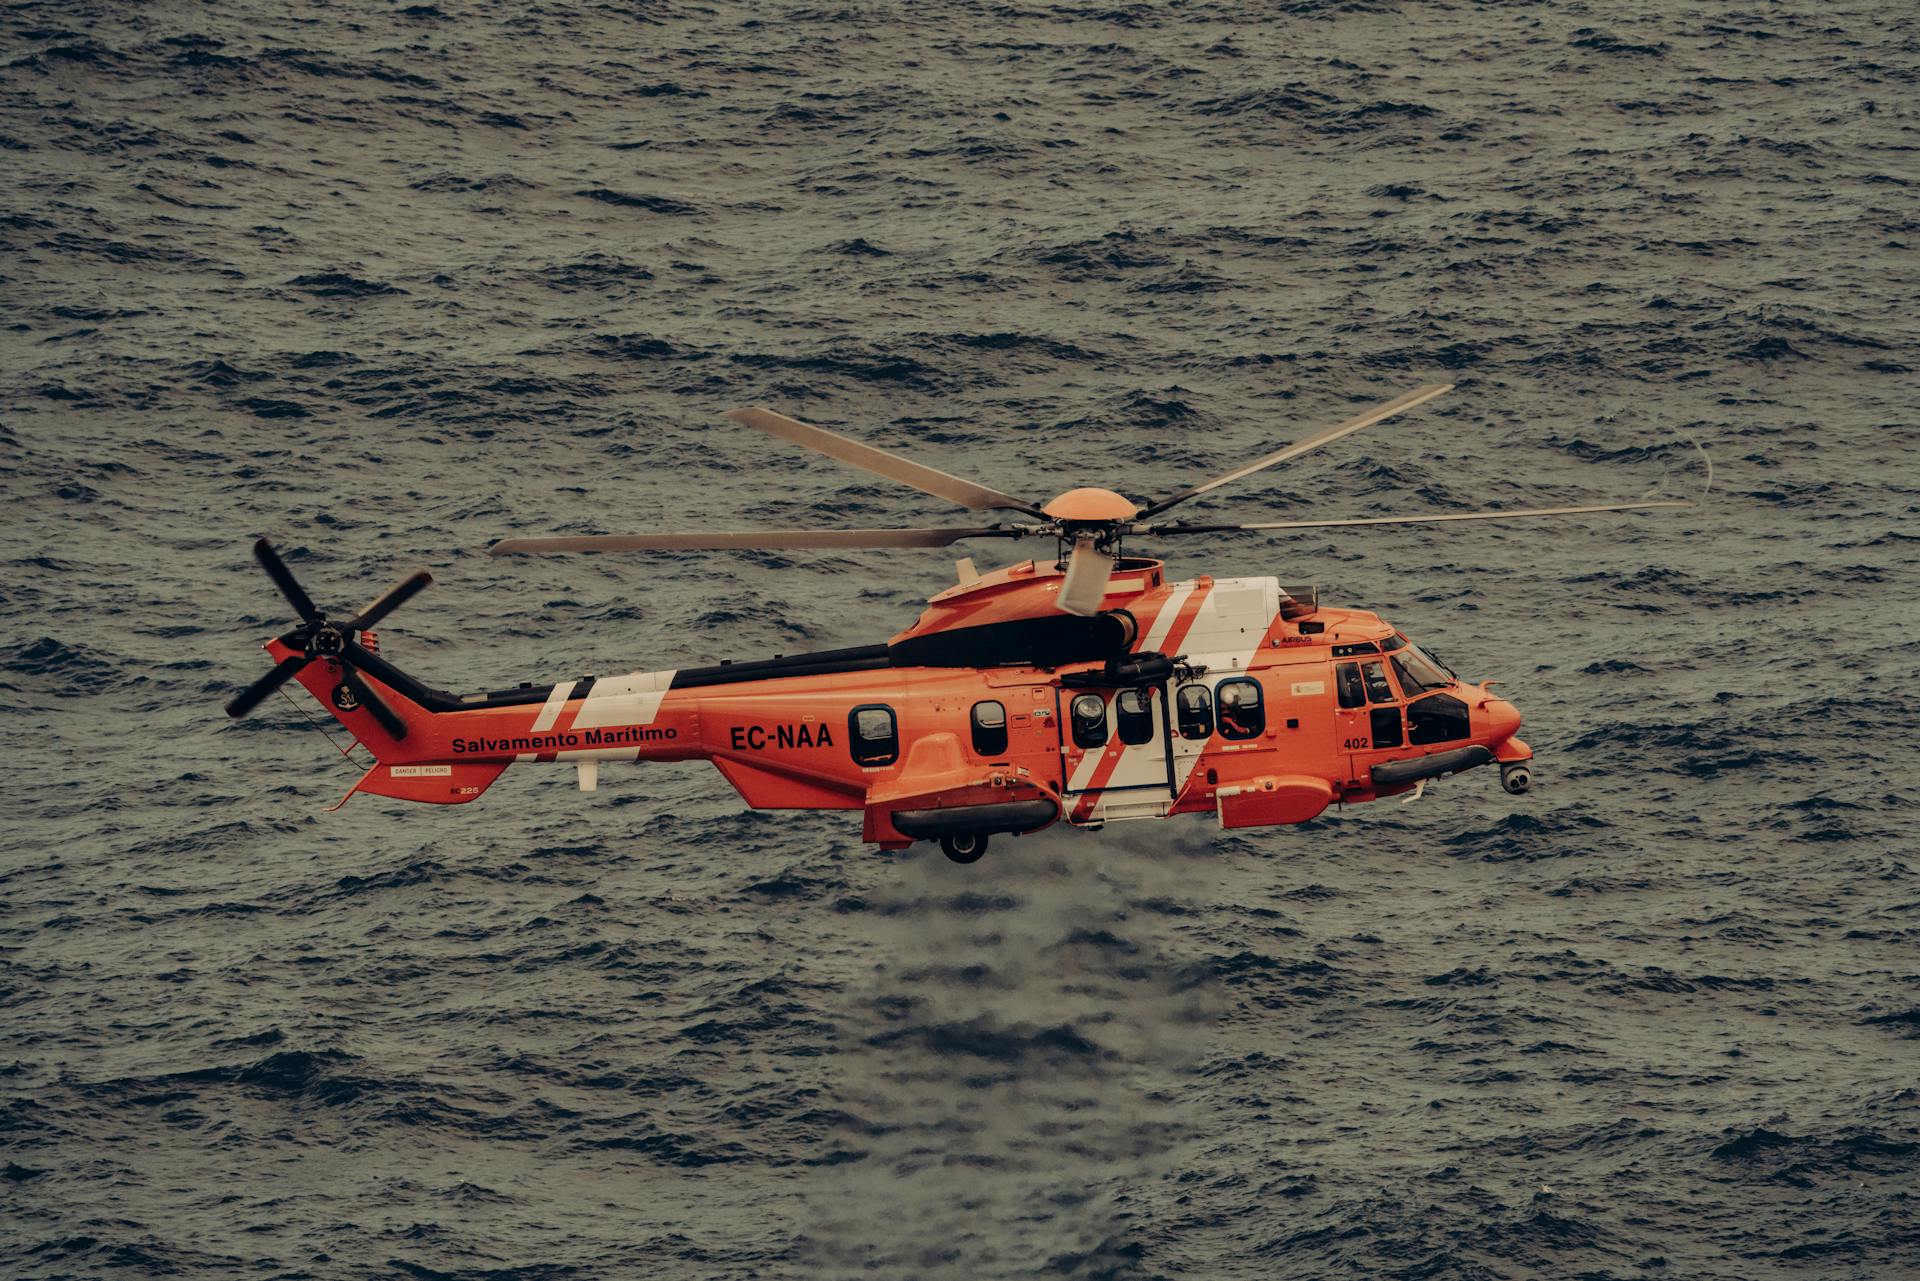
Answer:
[
  {"left": 1136, "top": 383, "right": 1453, "bottom": 520},
  {"left": 726, "top": 407, "right": 1047, "bottom": 517},
  {"left": 224, "top": 655, "right": 311, "bottom": 719},
  {"left": 489, "top": 527, "right": 1032, "bottom": 556},
  {"left": 348, "top": 570, "right": 432, "bottom": 631},
  {"left": 1055, "top": 535, "right": 1114, "bottom": 617},
  {"left": 338, "top": 665, "right": 408, "bottom": 741},
  {"left": 1142, "top": 498, "right": 1691, "bottom": 537},
  {"left": 253, "top": 539, "right": 321, "bottom": 623}
]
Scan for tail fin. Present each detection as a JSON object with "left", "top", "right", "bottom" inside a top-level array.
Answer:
[
  {"left": 284, "top": 644, "right": 513, "bottom": 806},
  {"left": 282, "top": 651, "right": 429, "bottom": 766}
]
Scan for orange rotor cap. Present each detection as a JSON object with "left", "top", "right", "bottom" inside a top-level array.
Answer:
[{"left": 1041, "top": 487, "right": 1139, "bottom": 522}]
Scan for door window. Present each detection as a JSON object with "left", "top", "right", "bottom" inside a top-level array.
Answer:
[
  {"left": 1361, "top": 660, "right": 1396, "bottom": 704},
  {"left": 848, "top": 704, "right": 899, "bottom": 766},
  {"left": 1115, "top": 689, "right": 1155, "bottom": 745},
  {"left": 1216, "top": 677, "right": 1265, "bottom": 740},
  {"left": 1337, "top": 663, "right": 1365, "bottom": 708},
  {"left": 1069, "top": 693, "right": 1109, "bottom": 748},
  {"left": 970, "top": 700, "right": 1008, "bottom": 756},
  {"left": 1369, "top": 705, "right": 1403, "bottom": 748},
  {"left": 1175, "top": 684, "right": 1213, "bottom": 740}
]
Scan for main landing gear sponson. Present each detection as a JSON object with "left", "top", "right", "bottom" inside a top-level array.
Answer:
[{"left": 940, "top": 833, "right": 988, "bottom": 864}]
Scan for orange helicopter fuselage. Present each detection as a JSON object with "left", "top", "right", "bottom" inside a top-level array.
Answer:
[{"left": 271, "top": 557, "right": 1531, "bottom": 848}]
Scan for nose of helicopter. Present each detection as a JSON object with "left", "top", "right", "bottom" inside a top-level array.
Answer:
[{"left": 1483, "top": 694, "right": 1522, "bottom": 746}]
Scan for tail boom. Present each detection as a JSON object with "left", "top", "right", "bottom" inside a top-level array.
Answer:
[{"left": 268, "top": 637, "right": 690, "bottom": 806}]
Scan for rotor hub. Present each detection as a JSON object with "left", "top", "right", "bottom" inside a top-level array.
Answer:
[
  {"left": 1041, "top": 487, "right": 1139, "bottom": 523},
  {"left": 308, "top": 622, "right": 347, "bottom": 657}
]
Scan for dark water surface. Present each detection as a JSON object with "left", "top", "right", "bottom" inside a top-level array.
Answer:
[{"left": 4, "top": 2, "right": 1918, "bottom": 1277}]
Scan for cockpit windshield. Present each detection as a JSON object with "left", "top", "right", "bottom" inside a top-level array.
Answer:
[
  {"left": 1389, "top": 641, "right": 1453, "bottom": 694},
  {"left": 1418, "top": 644, "right": 1458, "bottom": 680}
]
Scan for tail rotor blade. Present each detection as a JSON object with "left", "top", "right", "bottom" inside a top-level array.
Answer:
[
  {"left": 225, "top": 655, "right": 310, "bottom": 719},
  {"left": 253, "top": 539, "right": 322, "bottom": 623},
  {"left": 1055, "top": 535, "right": 1114, "bottom": 617},
  {"left": 348, "top": 570, "right": 432, "bottom": 631},
  {"left": 338, "top": 666, "right": 408, "bottom": 740}
]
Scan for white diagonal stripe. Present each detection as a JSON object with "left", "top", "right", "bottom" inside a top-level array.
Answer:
[
  {"left": 531, "top": 680, "right": 575, "bottom": 733},
  {"left": 572, "top": 669, "right": 677, "bottom": 729},
  {"left": 1141, "top": 582, "right": 1195, "bottom": 653}
]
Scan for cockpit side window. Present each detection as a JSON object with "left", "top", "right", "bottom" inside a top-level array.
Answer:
[
  {"left": 1408, "top": 693, "right": 1469, "bottom": 745},
  {"left": 1175, "top": 684, "right": 1213, "bottom": 740},
  {"left": 1337, "top": 663, "right": 1366, "bottom": 709},
  {"left": 1069, "top": 693, "right": 1109, "bottom": 749},
  {"left": 1361, "top": 660, "right": 1397, "bottom": 704}
]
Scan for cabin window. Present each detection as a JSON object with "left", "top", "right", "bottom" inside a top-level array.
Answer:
[
  {"left": 1361, "top": 660, "right": 1397, "bottom": 704},
  {"left": 1408, "top": 693, "right": 1470, "bottom": 745},
  {"left": 1175, "top": 684, "right": 1214, "bottom": 740},
  {"left": 1216, "top": 677, "right": 1265, "bottom": 741},
  {"left": 848, "top": 704, "right": 899, "bottom": 766},
  {"left": 1115, "top": 688, "right": 1155, "bottom": 746},
  {"left": 1069, "top": 693, "right": 1109, "bottom": 749},
  {"left": 970, "top": 700, "right": 1008, "bottom": 756},
  {"left": 1336, "top": 663, "right": 1366, "bottom": 709},
  {"left": 1380, "top": 634, "right": 1407, "bottom": 653},
  {"left": 1369, "top": 705, "right": 1403, "bottom": 749}
]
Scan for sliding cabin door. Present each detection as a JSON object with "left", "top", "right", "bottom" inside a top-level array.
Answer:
[{"left": 1055, "top": 684, "right": 1176, "bottom": 820}]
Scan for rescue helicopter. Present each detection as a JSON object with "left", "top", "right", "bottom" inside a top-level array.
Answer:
[{"left": 225, "top": 383, "right": 1693, "bottom": 863}]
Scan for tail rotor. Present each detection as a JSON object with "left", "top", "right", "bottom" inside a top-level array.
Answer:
[{"left": 224, "top": 539, "right": 431, "bottom": 740}]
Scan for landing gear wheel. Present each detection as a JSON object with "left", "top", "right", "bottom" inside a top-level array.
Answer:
[
  {"left": 1500, "top": 763, "right": 1533, "bottom": 796},
  {"left": 940, "top": 832, "right": 989, "bottom": 864}
]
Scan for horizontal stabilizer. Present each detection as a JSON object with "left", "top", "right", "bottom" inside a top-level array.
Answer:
[{"left": 347, "top": 760, "right": 510, "bottom": 806}]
